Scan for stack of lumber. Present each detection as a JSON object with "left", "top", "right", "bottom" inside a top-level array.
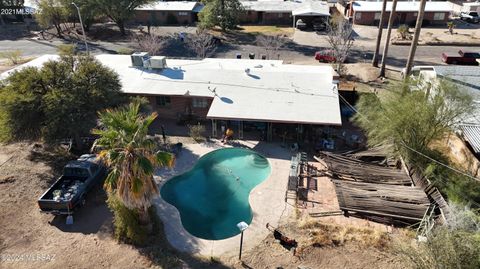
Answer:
[
  {"left": 333, "top": 180, "right": 430, "bottom": 223},
  {"left": 318, "top": 151, "right": 412, "bottom": 185}
]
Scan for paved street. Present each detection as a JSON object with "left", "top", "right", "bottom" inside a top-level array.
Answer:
[{"left": 1, "top": 27, "right": 479, "bottom": 71}]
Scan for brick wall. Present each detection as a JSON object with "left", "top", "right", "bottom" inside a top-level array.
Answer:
[
  {"left": 239, "top": 11, "right": 292, "bottom": 25},
  {"left": 140, "top": 95, "right": 213, "bottom": 119},
  {"left": 133, "top": 10, "right": 195, "bottom": 25},
  {"left": 353, "top": 11, "right": 450, "bottom": 26}
]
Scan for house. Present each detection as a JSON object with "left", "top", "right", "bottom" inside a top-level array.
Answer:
[
  {"left": 1, "top": 54, "right": 342, "bottom": 143},
  {"left": 239, "top": 0, "right": 331, "bottom": 26},
  {"left": 346, "top": 1, "right": 452, "bottom": 26},
  {"left": 411, "top": 65, "right": 480, "bottom": 175},
  {"left": 133, "top": 1, "right": 204, "bottom": 25}
]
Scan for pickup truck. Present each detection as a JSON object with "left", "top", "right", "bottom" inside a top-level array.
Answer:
[
  {"left": 460, "top": 11, "right": 479, "bottom": 23},
  {"left": 442, "top": 50, "right": 480, "bottom": 65},
  {"left": 38, "top": 154, "right": 106, "bottom": 215}
]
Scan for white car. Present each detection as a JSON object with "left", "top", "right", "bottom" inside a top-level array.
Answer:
[{"left": 460, "top": 12, "right": 479, "bottom": 23}]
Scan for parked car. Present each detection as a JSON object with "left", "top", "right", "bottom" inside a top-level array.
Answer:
[
  {"left": 460, "top": 11, "right": 479, "bottom": 23},
  {"left": 315, "top": 50, "right": 336, "bottom": 63},
  {"left": 441, "top": 50, "right": 480, "bottom": 65},
  {"left": 312, "top": 18, "right": 327, "bottom": 32},
  {"left": 296, "top": 19, "right": 307, "bottom": 30},
  {"left": 38, "top": 154, "right": 106, "bottom": 216}
]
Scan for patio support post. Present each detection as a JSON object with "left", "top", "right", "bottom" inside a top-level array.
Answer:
[
  {"left": 267, "top": 122, "right": 273, "bottom": 142},
  {"left": 293, "top": 15, "right": 296, "bottom": 28},
  {"left": 212, "top": 119, "right": 217, "bottom": 138}
]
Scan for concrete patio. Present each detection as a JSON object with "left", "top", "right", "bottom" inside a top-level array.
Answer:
[{"left": 153, "top": 139, "right": 294, "bottom": 257}]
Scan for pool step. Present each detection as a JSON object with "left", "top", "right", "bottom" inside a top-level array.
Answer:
[{"left": 252, "top": 155, "right": 269, "bottom": 167}]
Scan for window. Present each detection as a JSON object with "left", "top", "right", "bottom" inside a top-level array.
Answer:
[
  {"left": 156, "top": 96, "right": 171, "bottom": 107},
  {"left": 192, "top": 98, "right": 209, "bottom": 108},
  {"left": 178, "top": 12, "right": 188, "bottom": 16},
  {"left": 374, "top": 12, "right": 381, "bottom": 20},
  {"left": 278, "top": 13, "right": 283, "bottom": 18},
  {"left": 355, "top": 12, "right": 361, "bottom": 20},
  {"left": 433, "top": 12, "right": 445, "bottom": 20},
  {"left": 413, "top": 12, "right": 418, "bottom": 17}
]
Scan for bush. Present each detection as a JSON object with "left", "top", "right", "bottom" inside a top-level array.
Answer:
[
  {"left": 0, "top": 50, "right": 23, "bottom": 65},
  {"left": 188, "top": 124, "right": 206, "bottom": 142},
  {"left": 397, "top": 24, "right": 409, "bottom": 40},
  {"left": 107, "top": 193, "right": 149, "bottom": 245}
]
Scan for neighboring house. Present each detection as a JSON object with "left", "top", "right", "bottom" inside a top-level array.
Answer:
[
  {"left": 1, "top": 54, "right": 342, "bottom": 143},
  {"left": 134, "top": 1, "right": 204, "bottom": 25},
  {"left": 412, "top": 65, "right": 480, "bottom": 174},
  {"left": 240, "top": 0, "right": 330, "bottom": 26},
  {"left": 345, "top": 1, "right": 452, "bottom": 26},
  {"left": 450, "top": 1, "right": 480, "bottom": 16}
]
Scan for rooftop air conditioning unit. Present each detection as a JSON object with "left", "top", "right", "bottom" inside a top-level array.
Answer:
[
  {"left": 149, "top": 56, "right": 167, "bottom": 69},
  {"left": 131, "top": 52, "right": 150, "bottom": 67}
]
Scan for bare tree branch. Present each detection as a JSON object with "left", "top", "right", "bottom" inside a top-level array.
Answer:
[
  {"left": 256, "top": 35, "right": 285, "bottom": 59},
  {"left": 185, "top": 29, "right": 217, "bottom": 59},
  {"left": 135, "top": 33, "right": 167, "bottom": 56},
  {"left": 325, "top": 18, "right": 355, "bottom": 75}
]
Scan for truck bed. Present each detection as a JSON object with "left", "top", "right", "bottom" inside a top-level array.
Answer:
[{"left": 38, "top": 175, "right": 88, "bottom": 214}]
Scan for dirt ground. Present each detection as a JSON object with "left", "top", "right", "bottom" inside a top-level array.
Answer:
[{"left": 0, "top": 142, "right": 411, "bottom": 269}]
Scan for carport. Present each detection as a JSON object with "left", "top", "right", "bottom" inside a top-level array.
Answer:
[{"left": 292, "top": 2, "right": 330, "bottom": 28}]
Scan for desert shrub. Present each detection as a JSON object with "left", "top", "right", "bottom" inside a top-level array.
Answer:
[
  {"left": 397, "top": 24, "right": 409, "bottom": 40},
  {"left": 395, "top": 204, "right": 480, "bottom": 269},
  {"left": 107, "top": 192, "right": 149, "bottom": 245},
  {"left": 189, "top": 124, "right": 206, "bottom": 142},
  {"left": 117, "top": 47, "right": 134, "bottom": 55},
  {"left": 0, "top": 50, "right": 23, "bottom": 65}
]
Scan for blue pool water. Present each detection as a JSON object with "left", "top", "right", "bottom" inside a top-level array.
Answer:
[{"left": 161, "top": 148, "right": 271, "bottom": 240}]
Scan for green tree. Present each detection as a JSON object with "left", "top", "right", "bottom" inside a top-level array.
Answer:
[
  {"left": 36, "top": 0, "right": 68, "bottom": 37},
  {"left": 95, "top": 0, "right": 155, "bottom": 35},
  {"left": 62, "top": 0, "right": 99, "bottom": 32},
  {"left": 0, "top": 50, "right": 125, "bottom": 146},
  {"left": 354, "top": 78, "right": 473, "bottom": 165},
  {"left": 92, "top": 102, "right": 175, "bottom": 225},
  {"left": 198, "top": 0, "right": 244, "bottom": 31}
]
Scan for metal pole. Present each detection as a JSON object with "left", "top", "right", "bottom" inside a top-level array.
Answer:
[
  {"left": 72, "top": 2, "right": 89, "bottom": 55},
  {"left": 238, "top": 231, "right": 244, "bottom": 260}
]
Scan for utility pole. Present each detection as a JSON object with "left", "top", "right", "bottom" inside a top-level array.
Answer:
[
  {"left": 405, "top": 0, "right": 427, "bottom": 76},
  {"left": 379, "top": 0, "right": 398, "bottom": 77},
  {"left": 72, "top": 2, "right": 89, "bottom": 55},
  {"left": 372, "top": 0, "right": 387, "bottom": 67}
]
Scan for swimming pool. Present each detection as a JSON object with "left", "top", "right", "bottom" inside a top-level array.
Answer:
[{"left": 161, "top": 148, "right": 271, "bottom": 240}]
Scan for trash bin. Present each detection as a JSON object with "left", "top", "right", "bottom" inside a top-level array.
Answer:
[
  {"left": 249, "top": 53, "right": 255, "bottom": 59},
  {"left": 236, "top": 53, "right": 242, "bottom": 59},
  {"left": 261, "top": 54, "right": 267, "bottom": 60}
]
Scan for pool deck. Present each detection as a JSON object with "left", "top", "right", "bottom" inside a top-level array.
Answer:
[{"left": 154, "top": 139, "right": 294, "bottom": 257}]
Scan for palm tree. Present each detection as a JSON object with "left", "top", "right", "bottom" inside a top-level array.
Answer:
[
  {"left": 372, "top": 0, "right": 388, "bottom": 67},
  {"left": 405, "top": 0, "right": 427, "bottom": 76},
  {"left": 379, "top": 0, "right": 399, "bottom": 77},
  {"left": 93, "top": 102, "right": 174, "bottom": 224}
]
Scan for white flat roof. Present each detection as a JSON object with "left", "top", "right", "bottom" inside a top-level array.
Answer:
[
  {"left": 242, "top": 0, "right": 329, "bottom": 15},
  {"left": 136, "top": 1, "right": 203, "bottom": 12},
  {"left": 0, "top": 55, "right": 341, "bottom": 125},
  {"left": 353, "top": 1, "right": 453, "bottom": 12}
]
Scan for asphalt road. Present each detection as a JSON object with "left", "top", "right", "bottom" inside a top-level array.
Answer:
[{"left": 1, "top": 37, "right": 479, "bottom": 70}]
